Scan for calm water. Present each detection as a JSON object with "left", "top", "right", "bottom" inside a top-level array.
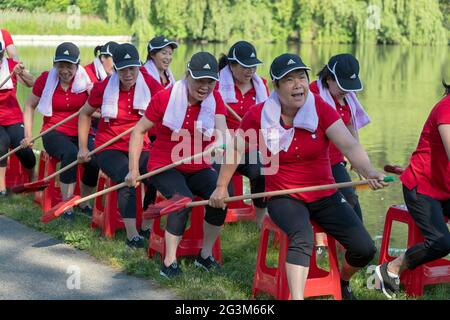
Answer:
[{"left": 14, "top": 43, "right": 450, "bottom": 250}]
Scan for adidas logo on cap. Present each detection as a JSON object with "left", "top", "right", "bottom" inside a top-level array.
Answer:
[
  {"left": 203, "top": 64, "right": 211, "bottom": 70},
  {"left": 164, "top": 38, "right": 169, "bottom": 42},
  {"left": 124, "top": 53, "right": 131, "bottom": 59},
  {"left": 63, "top": 50, "right": 70, "bottom": 55},
  {"left": 350, "top": 74, "right": 357, "bottom": 79},
  {"left": 250, "top": 52, "right": 256, "bottom": 58},
  {"left": 287, "top": 59, "right": 296, "bottom": 65}
]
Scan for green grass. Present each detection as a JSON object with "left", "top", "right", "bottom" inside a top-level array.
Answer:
[
  {"left": 2, "top": 9, "right": 130, "bottom": 36},
  {"left": 0, "top": 193, "right": 449, "bottom": 300}
]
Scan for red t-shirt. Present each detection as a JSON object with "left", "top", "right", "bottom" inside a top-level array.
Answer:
[
  {"left": 1, "top": 29, "right": 14, "bottom": 48},
  {"left": 88, "top": 68, "right": 164, "bottom": 152},
  {"left": 239, "top": 94, "right": 340, "bottom": 203},
  {"left": 216, "top": 78, "right": 269, "bottom": 131},
  {"left": 0, "top": 58, "right": 23, "bottom": 126},
  {"left": 146, "top": 71, "right": 173, "bottom": 137},
  {"left": 310, "top": 80, "right": 352, "bottom": 165},
  {"left": 32, "top": 71, "right": 89, "bottom": 136},
  {"left": 401, "top": 95, "right": 450, "bottom": 200},
  {"left": 144, "top": 88, "right": 227, "bottom": 173},
  {"left": 84, "top": 63, "right": 99, "bottom": 83}
]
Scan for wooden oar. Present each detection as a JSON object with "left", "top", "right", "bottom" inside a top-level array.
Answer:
[
  {"left": 143, "top": 176, "right": 396, "bottom": 219},
  {"left": 41, "top": 143, "right": 226, "bottom": 223},
  {"left": 11, "top": 125, "right": 136, "bottom": 193},
  {"left": 384, "top": 164, "right": 405, "bottom": 175},
  {"left": 225, "top": 104, "right": 242, "bottom": 122},
  {"left": 0, "top": 109, "right": 82, "bottom": 163},
  {"left": 0, "top": 72, "right": 14, "bottom": 89}
]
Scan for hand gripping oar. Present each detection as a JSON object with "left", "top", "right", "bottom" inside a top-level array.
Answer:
[
  {"left": 225, "top": 105, "right": 242, "bottom": 122},
  {"left": 11, "top": 126, "right": 136, "bottom": 194},
  {"left": 143, "top": 176, "right": 396, "bottom": 219},
  {"left": 0, "top": 109, "right": 82, "bottom": 163},
  {"left": 41, "top": 143, "right": 226, "bottom": 223},
  {"left": 384, "top": 165, "right": 405, "bottom": 175},
  {"left": 0, "top": 72, "right": 14, "bottom": 89}
]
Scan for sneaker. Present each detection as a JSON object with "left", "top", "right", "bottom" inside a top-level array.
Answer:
[
  {"left": 139, "top": 228, "right": 151, "bottom": 240},
  {"left": 160, "top": 262, "right": 182, "bottom": 279},
  {"left": 125, "top": 235, "right": 145, "bottom": 249},
  {"left": 77, "top": 204, "right": 93, "bottom": 217},
  {"left": 375, "top": 262, "right": 400, "bottom": 299},
  {"left": 316, "top": 245, "right": 327, "bottom": 256},
  {"left": 0, "top": 190, "right": 7, "bottom": 198},
  {"left": 341, "top": 282, "right": 357, "bottom": 300},
  {"left": 194, "top": 253, "right": 221, "bottom": 272},
  {"left": 61, "top": 209, "right": 75, "bottom": 221}
]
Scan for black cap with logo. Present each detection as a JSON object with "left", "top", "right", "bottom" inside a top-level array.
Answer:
[
  {"left": 269, "top": 53, "right": 311, "bottom": 80},
  {"left": 227, "top": 41, "right": 262, "bottom": 67},
  {"left": 100, "top": 41, "right": 119, "bottom": 57},
  {"left": 326, "top": 54, "right": 363, "bottom": 92},
  {"left": 113, "top": 43, "right": 141, "bottom": 70},
  {"left": 0, "top": 42, "right": 4, "bottom": 52},
  {"left": 54, "top": 42, "right": 80, "bottom": 64},
  {"left": 148, "top": 36, "right": 178, "bottom": 52},
  {"left": 187, "top": 52, "right": 219, "bottom": 81}
]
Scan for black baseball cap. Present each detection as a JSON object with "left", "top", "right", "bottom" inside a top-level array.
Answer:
[
  {"left": 326, "top": 54, "right": 363, "bottom": 92},
  {"left": 113, "top": 43, "right": 141, "bottom": 70},
  {"left": 227, "top": 41, "right": 262, "bottom": 67},
  {"left": 0, "top": 42, "right": 4, "bottom": 52},
  {"left": 269, "top": 53, "right": 311, "bottom": 80},
  {"left": 187, "top": 52, "right": 219, "bottom": 81},
  {"left": 148, "top": 36, "right": 178, "bottom": 52},
  {"left": 54, "top": 42, "right": 80, "bottom": 64},
  {"left": 100, "top": 41, "right": 119, "bottom": 57}
]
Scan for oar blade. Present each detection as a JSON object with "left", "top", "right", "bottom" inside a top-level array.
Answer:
[
  {"left": 11, "top": 180, "right": 50, "bottom": 194},
  {"left": 41, "top": 195, "right": 81, "bottom": 224},
  {"left": 143, "top": 194, "right": 192, "bottom": 219}
]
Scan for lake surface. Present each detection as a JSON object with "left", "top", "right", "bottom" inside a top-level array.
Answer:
[{"left": 14, "top": 42, "right": 450, "bottom": 250}]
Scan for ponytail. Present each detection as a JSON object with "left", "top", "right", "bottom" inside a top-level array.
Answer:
[
  {"left": 218, "top": 54, "right": 229, "bottom": 71},
  {"left": 443, "top": 80, "right": 450, "bottom": 96},
  {"left": 94, "top": 45, "right": 102, "bottom": 57}
]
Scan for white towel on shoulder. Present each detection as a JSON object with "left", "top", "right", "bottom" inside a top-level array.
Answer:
[
  {"left": 317, "top": 79, "right": 370, "bottom": 130},
  {"left": 101, "top": 70, "right": 151, "bottom": 122},
  {"left": 144, "top": 59, "right": 175, "bottom": 87},
  {"left": 162, "top": 79, "right": 216, "bottom": 137},
  {"left": 93, "top": 57, "right": 108, "bottom": 81},
  {"left": 37, "top": 66, "right": 92, "bottom": 117},
  {"left": 218, "top": 65, "right": 268, "bottom": 104},
  {"left": 261, "top": 91, "right": 318, "bottom": 154},
  {"left": 0, "top": 57, "right": 14, "bottom": 90}
]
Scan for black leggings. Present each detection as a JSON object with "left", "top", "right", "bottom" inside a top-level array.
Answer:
[
  {"left": 402, "top": 185, "right": 450, "bottom": 270},
  {"left": 151, "top": 167, "right": 227, "bottom": 236},
  {"left": 97, "top": 150, "right": 150, "bottom": 219},
  {"left": 331, "top": 162, "right": 363, "bottom": 221},
  {"left": 42, "top": 130, "right": 98, "bottom": 186},
  {"left": 0, "top": 123, "right": 35, "bottom": 168},
  {"left": 213, "top": 151, "right": 266, "bottom": 208},
  {"left": 267, "top": 193, "right": 376, "bottom": 268}
]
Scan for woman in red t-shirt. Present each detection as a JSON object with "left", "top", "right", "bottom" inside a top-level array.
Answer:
[
  {"left": 210, "top": 53, "right": 386, "bottom": 300},
  {"left": 22, "top": 42, "right": 99, "bottom": 219},
  {"left": 0, "top": 42, "right": 35, "bottom": 197},
  {"left": 78, "top": 43, "right": 164, "bottom": 249},
  {"left": 310, "top": 54, "right": 370, "bottom": 254},
  {"left": 375, "top": 83, "right": 450, "bottom": 299},
  {"left": 215, "top": 40, "right": 269, "bottom": 229},
  {"left": 126, "top": 52, "right": 229, "bottom": 278},
  {"left": 0, "top": 29, "right": 19, "bottom": 61}
]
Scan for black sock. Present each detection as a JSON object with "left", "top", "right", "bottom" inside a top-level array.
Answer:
[{"left": 340, "top": 279, "right": 350, "bottom": 287}]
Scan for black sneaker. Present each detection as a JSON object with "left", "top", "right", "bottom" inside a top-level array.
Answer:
[
  {"left": 160, "top": 262, "right": 182, "bottom": 279},
  {"left": 194, "top": 253, "right": 221, "bottom": 272},
  {"left": 139, "top": 228, "right": 151, "bottom": 240},
  {"left": 316, "top": 245, "right": 327, "bottom": 256},
  {"left": 0, "top": 190, "right": 7, "bottom": 198},
  {"left": 341, "top": 282, "right": 357, "bottom": 300},
  {"left": 375, "top": 262, "right": 400, "bottom": 299},
  {"left": 61, "top": 209, "right": 75, "bottom": 221},
  {"left": 77, "top": 204, "right": 93, "bottom": 217},
  {"left": 125, "top": 235, "right": 145, "bottom": 249}
]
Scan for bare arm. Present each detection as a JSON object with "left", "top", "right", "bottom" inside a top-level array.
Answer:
[
  {"left": 14, "top": 63, "right": 35, "bottom": 88},
  {"left": 21, "top": 93, "right": 40, "bottom": 147},
  {"left": 438, "top": 124, "right": 450, "bottom": 161},
  {"left": 77, "top": 103, "right": 97, "bottom": 162},
  {"left": 6, "top": 44, "right": 19, "bottom": 62}
]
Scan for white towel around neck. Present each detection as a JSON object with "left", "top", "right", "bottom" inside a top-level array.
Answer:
[
  {"left": 36, "top": 65, "right": 93, "bottom": 117},
  {"left": 0, "top": 31, "right": 5, "bottom": 56},
  {"left": 218, "top": 65, "right": 268, "bottom": 104},
  {"left": 0, "top": 57, "right": 14, "bottom": 90},
  {"left": 101, "top": 70, "right": 151, "bottom": 122},
  {"left": 261, "top": 91, "right": 318, "bottom": 154},
  {"left": 317, "top": 79, "right": 370, "bottom": 130},
  {"left": 144, "top": 59, "right": 175, "bottom": 87},
  {"left": 93, "top": 57, "right": 108, "bottom": 81},
  {"left": 162, "top": 79, "right": 216, "bottom": 137}
]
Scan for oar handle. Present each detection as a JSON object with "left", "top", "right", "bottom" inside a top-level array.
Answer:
[
  {"left": 72, "top": 144, "right": 226, "bottom": 206},
  {"left": 0, "top": 72, "right": 14, "bottom": 89},
  {"left": 186, "top": 176, "right": 396, "bottom": 208},
  {"left": 0, "top": 109, "right": 82, "bottom": 162},
  {"left": 44, "top": 126, "right": 135, "bottom": 182},
  {"left": 225, "top": 105, "right": 242, "bottom": 122}
]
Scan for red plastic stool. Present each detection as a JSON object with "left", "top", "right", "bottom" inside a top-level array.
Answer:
[
  {"left": 252, "top": 215, "right": 342, "bottom": 300},
  {"left": 379, "top": 204, "right": 450, "bottom": 297},
  {"left": 5, "top": 152, "right": 30, "bottom": 188},
  {"left": 148, "top": 195, "right": 222, "bottom": 263},
  {"left": 225, "top": 174, "right": 256, "bottom": 223},
  {"left": 91, "top": 172, "right": 143, "bottom": 238},
  {"left": 33, "top": 150, "right": 83, "bottom": 212}
]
